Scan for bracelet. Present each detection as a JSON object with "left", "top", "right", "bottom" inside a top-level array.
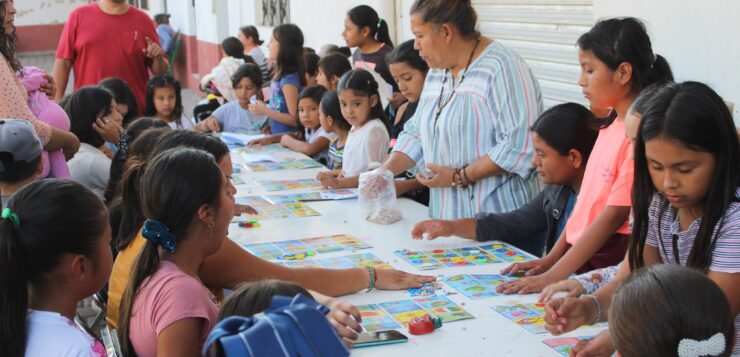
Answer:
[
  {"left": 365, "top": 266, "right": 376, "bottom": 292},
  {"left": 584, "top": 294, "right": 601, "bottom": 324},
  {"left": 461, "top": 165, "right": 472, "bottom": 188}
]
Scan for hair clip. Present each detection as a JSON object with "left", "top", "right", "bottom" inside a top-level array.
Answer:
[
  {"left": 377, "top": 17, "right": 383, "bottom": 28},
  {"left": 1, "top": 208, "right": 20, "bottom": 229},
  {"left": 678, "top": 332, "right": 726, "bottom": 357},
  {"left": 142, "top": 219, "right": 177, "bottom": 253}
]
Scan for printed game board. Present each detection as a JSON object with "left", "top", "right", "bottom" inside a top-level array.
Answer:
[
  {"left": 491, "top": 303, "right": 605, "bottom": 335},
  {"left": 245, "top": 159, "right": 324, "bottom": 172},
  {"left": 281, "top": 253, "right": 393, "bottom": 270},
  {"left": 407, "top": 282, "right": 445, "bottom": 297},
  {"left": 394, "top": 241, "right": 533, "bottom": 271},
  {"left": 234, "top": 197, "right": 320, "bottom": 220},
  {"left": 491, "top": 303, "right": 549, "bottom": 334},
  {"left": 357, "top": 296, "right": 474, "bottom": 332},
  {"left": 257, "top": 179, "right": 323, "bottom": 192},
  {"left": 239, "top": 143, "right": 290, "bottom": 153},
  {"left": 266, "top": 189, "right": 358, "bottom": 204},
  {"left": 542, "top": 336, "right": 595, "bottom": 356},
  {"left": 442, "top": 274, "right": 516, "bottom": 299},
  {"left": 242, "top": 234, "right": 373, "bottom": 261}
]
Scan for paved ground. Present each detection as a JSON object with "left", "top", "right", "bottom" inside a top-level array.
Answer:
[{"left": 18, "top": 51, "right": 203, "bottom": 117}]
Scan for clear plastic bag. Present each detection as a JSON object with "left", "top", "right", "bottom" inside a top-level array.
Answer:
[{"left": 358, "top": 167, "right": 403, "bottom": 225}]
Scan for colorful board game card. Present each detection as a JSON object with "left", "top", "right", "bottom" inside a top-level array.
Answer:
[
  {"left": 345, "top": 253, "right": 393, "bottom": 269},
  {"left": 491, "top": 303, "right": 549, "bottom": 334},
  {"left": 241, "top": 242, "right": 283, "bottom": 260},
  {"left": 328, "top": 234, "right": 373, "bottom": 250},
  {"left": 356, "top": 304, "right": 402, "bottom": 332},
  {"left": 394, "top": 250, "right": 444, "bottom": 270},
  {"left": 443, "top": 275, "right": 499, "bottom": 300},
  {"left": 299, "top": 236, "right": 345, "bottom": 254},
  {"left": 245, "top": 159, "right": 323, "bottom": 172},
  {"left": 314, "top": 256, "right": 357, "bottom": 269},
  {"left": 412, "top": 296, "right": 474, "bottom": 323},
  {"left": 234, "top": 197, "right": 320, "bottom": 220},
  {"left": 272, "top": 240, "right": 315, "bottom": 257},
  {"left": 281, "top": 260, "right": 323, "bottom": 268},
  {"left": 542, "top": 336, "right": 595, "bottom": 356},
  {"left": 257, "top": 179, "right": 323, "bottom": 192},
  {"left": 239, "top": 143, "right": 289, "bottom": 154},
  {"left": 471, "top": 274, "right": 516, "bottom": 292},
  {"left": 479, "top": 243, "right": 532, "bottom": 263},
  {"left": 427, "top": 249, "right": 473, "bottom": 267},
  {"left": 378, "top": 300, "right": 430, "bottom": 327},
  {"left": 453, "top": 247, "right": 502, "bottom": 264}
]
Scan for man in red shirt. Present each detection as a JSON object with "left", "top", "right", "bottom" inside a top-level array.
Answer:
[{"left": 53, "top": 0, "right": 168, "bottom": 113}]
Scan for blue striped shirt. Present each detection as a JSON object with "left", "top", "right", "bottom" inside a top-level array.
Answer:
[{"left": 393, "top": 41, "right": 543, "bottom": 219}]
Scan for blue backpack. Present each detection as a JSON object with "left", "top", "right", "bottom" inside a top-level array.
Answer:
[{"left": 203, "top": 294, "right": 350, "bottom": 357}]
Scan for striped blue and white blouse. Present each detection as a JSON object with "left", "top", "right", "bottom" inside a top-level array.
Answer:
[{"left": 394, "top": 41, "right": 543, "bottom": 219}]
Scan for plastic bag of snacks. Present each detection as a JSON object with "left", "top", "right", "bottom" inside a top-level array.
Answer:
[{"left": 358, "top": 167, "right": 402, "bottom": 224}]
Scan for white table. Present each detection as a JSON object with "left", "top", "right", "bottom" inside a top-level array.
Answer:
[{"left": 227, "top": 149, "right": 606, "bottom": 357}]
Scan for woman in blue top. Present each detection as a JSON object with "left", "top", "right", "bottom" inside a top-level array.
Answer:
[{"left": 249, "top": 24, "right": 305, "bottom": 135}]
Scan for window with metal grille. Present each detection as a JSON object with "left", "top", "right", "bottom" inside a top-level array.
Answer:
[
  {"left": 128, "top": 0, "right": 150, "bottom": 10},
  {"left": 259, "top": 0, "right": 290, "bottom": 26}
]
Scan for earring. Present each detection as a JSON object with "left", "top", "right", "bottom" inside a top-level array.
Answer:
[{"left": 208, "top": 221, "right": 215, "bottom": 230}]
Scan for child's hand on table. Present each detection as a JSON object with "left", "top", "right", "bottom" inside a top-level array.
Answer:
[
  {"left": 323, "top": 298, "right": 362, "bottom": 348},
  {"left": 543, "top": 296, "right": 594, "bottom": 335},
  {"left": 316, "top": 171, "right": 341, "bottom": 188},
  {"left": 375, "top": 269, "right": 436, "bottom": 290},
  {"left": 570, "top": 330, "right": 614, "bottom": 357},
  {"left": 495, "top": 274, "right": 556, "bottom": 295},
  {"left": 539, "top": 279, "right": 584, "bottom": 303}
]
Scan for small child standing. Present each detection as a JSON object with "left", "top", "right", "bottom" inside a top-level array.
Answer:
[
  {"left": 610, "top": 264, "right": 735, "bottom": 357},
  {"left": 196, "top": 63, "right": 267, "bottom": 134},
  {"left": 316, "top": 70, "right": 390, "bottom": 188},
  {"left": 280, "top": 85, "right": 336, "bottom": 163},
  {"left": 0, "top": 179, "right": 112, "bottom": 357},
  {"left": 318, "top": 91, "right": 351, "bottom": 171},
  {"left": 145, "top": 75, "right": 194, "bottom": 130}
]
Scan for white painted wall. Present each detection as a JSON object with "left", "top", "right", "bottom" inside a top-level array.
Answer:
[
  {"left": 594, "top": 0, "right": 740, "bottom": 122},
  {"left": 14, "top": 0, "right": 89, "bottom": 26}
]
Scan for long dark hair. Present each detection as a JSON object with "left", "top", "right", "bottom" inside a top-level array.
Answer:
[
  {"left": 239, "top": 25, "right": 263, "bottom": 46},
  {"left": 386, "top": 39, "right": 429, "bottom": 74},
  {"left": 65, "top": 86, "right": 114, "bottom": 148},
  {"left": 0, "top": 1, "right": 21, "bottom": 73},
  {"left": 114, "top": 131, "right": 229, "bottom": 252},
  {"left": 272, "top": 24, "right": 306, "bottom": 85},
  {"left": 119, "top": 148, "right": 223, "bottom": 356},
  {"left": 530, "top": 102, "right": 599, "bottom": 163},
  {"left": 410, "top": 0, "right": 480, "bottom": 40},
  {"left": 0, "top": 179, "right": 106, "bottom": 357},
  {"left": 105, "top": 118, "right": 170, "bottom": 204},
  {"left": 320, "top": 91, "right": 351, "bottom": 132},
  {"left": 98, "top": 77, "right": 140, "bottom": 126},
  {"left": 629, "top": 82, "right": 740, "bottom": 271},
  {"left": 610, "top": 264, "right": 735, "bottom": 357},
  {"left": 577, "top": 17, "right": 674, "bottom": 127},
  {"left": 347, "top": 5, "right": 394, "bottom": 49},
  {"left": 337, "top": 69, "right": 389, "bottom": 133},
  {"left": 144, "top": 75, "right": 184, "bottom": 122}
]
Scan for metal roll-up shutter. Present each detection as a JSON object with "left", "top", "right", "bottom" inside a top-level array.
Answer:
[{"left": 472, "top": 0, "right": 594, "bottom": 108}]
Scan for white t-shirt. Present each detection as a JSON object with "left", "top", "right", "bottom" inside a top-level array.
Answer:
[
  {"left": 305, "top": 126, "right": 337, "bottom": 164},
  {"left": 167, "top": 116, "right": 195, "bottom": 130},
  {"left": 25, "top": 310, "right": 106, "bottom": 357},
  {"left": 342, "top": 119, "right": 389, "bottom": 176},
  {"left": 67, "top": 143, "right": 111, "bottom": 198}
]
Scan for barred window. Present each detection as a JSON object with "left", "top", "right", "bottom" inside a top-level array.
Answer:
[{"left": 259, "top": 0, "right": 290, "bottom": 26}]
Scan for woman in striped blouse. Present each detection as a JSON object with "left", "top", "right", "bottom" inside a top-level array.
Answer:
[{"left": 383, "top": 0, "right": 543, "bottom": 219}]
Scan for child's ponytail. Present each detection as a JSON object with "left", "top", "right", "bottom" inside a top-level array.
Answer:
[
  {"left": 119, "top": 240, "right": 161, "bottom": 357},
  {"left": 0, "top": 216, "right": 28, "bottom": 357},
  {"left": 0, "top": 180, "right": 106, "bottom": 357},
  {"left": 347, "top": 5, "right": 394, "bottom": 49}
]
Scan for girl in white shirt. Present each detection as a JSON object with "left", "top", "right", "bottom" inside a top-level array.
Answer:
[
  {"left": 145, "top": 75, "right": 195, "bottom": 130},
  {"left": 0, "top": 180, "right": 112, "bottom": 357},
  {"left": 317, "top": 69, "right": 390, "bottom": 187}
]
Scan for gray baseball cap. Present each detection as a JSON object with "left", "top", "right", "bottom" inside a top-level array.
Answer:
[{"left": 0, "top": 119, "right": 43, "bottom": 172}]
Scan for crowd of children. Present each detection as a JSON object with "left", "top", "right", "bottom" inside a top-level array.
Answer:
[{"left": 0, "top": 0, "right": 738, "bottom": 356}]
